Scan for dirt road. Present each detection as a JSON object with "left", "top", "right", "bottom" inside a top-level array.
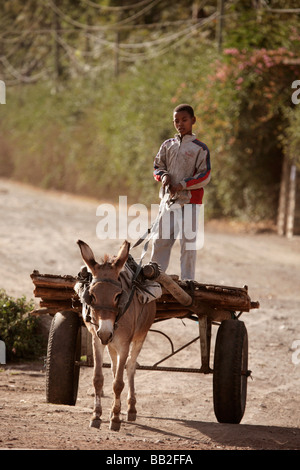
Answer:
[{"left": 0, "top": 178, "right": 299, "bottom": 450}]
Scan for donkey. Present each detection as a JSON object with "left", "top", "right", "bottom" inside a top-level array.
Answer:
[{"left": 76, "top": 239, "right": 156, "bottom": 431}]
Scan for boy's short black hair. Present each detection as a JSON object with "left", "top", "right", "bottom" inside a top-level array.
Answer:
[{"left": 173, "top": 103, "right": 194, "bottom": 118}]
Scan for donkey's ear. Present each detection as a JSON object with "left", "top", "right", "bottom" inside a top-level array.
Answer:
[
  {"left": 113, "top": 240, "right": 130, "bottom": 273},
  {"left": 77, "top": 240, "right": 97, "bottom": 274}
]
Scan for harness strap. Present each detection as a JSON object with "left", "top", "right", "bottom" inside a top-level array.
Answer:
[
  {"left": 76, "top": 257, "right": 155, "bottom": 331},
  {"left": 118, "top": 208, "right": 162, "bottom": 319},
  {"left": 91, "top": 278, "right": 121, "bottom": 288},
  {"left": 131, "top": 192, "right": 174, "bottom": 257}
]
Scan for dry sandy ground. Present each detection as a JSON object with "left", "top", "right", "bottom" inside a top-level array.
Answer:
[{"left": 0, "top": 178, "right": 299, "bottom": 452}]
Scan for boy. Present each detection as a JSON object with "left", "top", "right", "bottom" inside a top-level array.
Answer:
[{"left": 150, "top": 103, "right": 211, "bottom": 280}]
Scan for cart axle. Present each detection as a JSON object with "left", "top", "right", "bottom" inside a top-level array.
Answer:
[{"left": 76, "top": 361, "right": 214, "bottom": 374}]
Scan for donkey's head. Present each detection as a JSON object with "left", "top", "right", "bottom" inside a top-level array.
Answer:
[{"left": 77, "top": 240, "right": 130, "bottom": 345}]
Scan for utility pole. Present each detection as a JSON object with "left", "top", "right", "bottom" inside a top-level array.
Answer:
[
  {"left": 52, "top": 0, "right": 63, "bottom": 90},
  {"left": 114, "top": 29, "right": 120, "bottom": 78},
  {"left": 216, "top": 0, "right": 225, "bottom": 53},
  {"left": 114, "top": 0, "right": 124, "bottom": 78}
]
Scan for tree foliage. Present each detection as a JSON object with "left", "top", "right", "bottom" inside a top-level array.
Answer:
[
  {"left": 187, "top": 47, "right": 300, "bottom": 220},
  {"left": 0, "top": 0, "right": 217, "bottom": 83},
  {"left": 1, "top": 0, "right": 300, "bottom": 221}
]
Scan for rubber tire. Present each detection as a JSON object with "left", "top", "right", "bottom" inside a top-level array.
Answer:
[
  {"left": 46, "top": 311, "right": 81, "bottom": 405},
  {"left": 213, "top": 319, "right": 248, "bottom": 424}
]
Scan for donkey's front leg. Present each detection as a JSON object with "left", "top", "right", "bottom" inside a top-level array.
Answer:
[
  {"left": 126, "top": 338, "right": 145, "bottom": 421},
  {"left": 109, "top": 354, "right": 127, "bottom": 431},
  {"left": 90, "top": 335, "right": 105, "bottom": 429}
]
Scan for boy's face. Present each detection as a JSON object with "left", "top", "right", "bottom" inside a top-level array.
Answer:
[{"left": 173, "top": 110, "right": 196, "bottom": 137}]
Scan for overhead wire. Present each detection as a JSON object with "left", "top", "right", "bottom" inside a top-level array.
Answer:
[
  {"left": 0, "top": 17, "right": 51, "bottom": 83},
  {"left": 63, "top": 11, "right": 217, "bottom": 66},
  {"left": 47, "top": 0, "right": 163, "bottom": 31},
  {"left": 119, "top": 16, "right": 214, "bottom": 49},
  {"left": 0, "top": 0, "right": 217, "bottom": 83},
  {"left": 116, "top": 12, "right": 217, "bottom": 61},
  {"left": 84, "top": 21, "right": 199, "bottom": 52},
  {"left": 79, "top": 0, "right": 155, "bottom": 11},
  {"left": 0, "top": 55, "right": 49, "bottom": 83},
  {"left": 1, "top": 18, "right": 203, "bottom": 38},
  {"left": 261, "top": 1, "right": 300, "bottom": 14}
]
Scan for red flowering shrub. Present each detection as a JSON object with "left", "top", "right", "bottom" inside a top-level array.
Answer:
[{"left": 188, "top": 47, "right": 300, "bottom": 220}]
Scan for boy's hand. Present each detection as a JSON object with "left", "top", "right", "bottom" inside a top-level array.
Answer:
[
  {"left": 169, "top": 183, "right": 183, "bottom": 196},
  {"left": 162, "top": 174, "right": 171, "bottom": 187}
]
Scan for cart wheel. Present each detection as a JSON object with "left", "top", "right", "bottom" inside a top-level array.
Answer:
[
  {"left": 213, "top": 319, "right": 248, "bottom": 424},
  {"left": 46, "top": 310, "right": 81, "bottom": 405}
]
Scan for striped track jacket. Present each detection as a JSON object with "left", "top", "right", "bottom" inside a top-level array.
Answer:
[{"left": 153, "top": 133, "right": 211, "bottom": 205}]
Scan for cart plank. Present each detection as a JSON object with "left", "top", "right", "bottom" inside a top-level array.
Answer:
[{"left": 30, "top": 271, "right": 259, "bottom": 320}]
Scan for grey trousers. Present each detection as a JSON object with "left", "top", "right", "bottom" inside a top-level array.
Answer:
[{"left": 150, "top": 204, "right": 200, "bottom": 280}]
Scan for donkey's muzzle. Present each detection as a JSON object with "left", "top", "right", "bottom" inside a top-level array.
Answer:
[
  {"left": 98, "top": 330, "right": 113, "bottom": 345},
  {"left": 97, "top": 319, "right": 114, "bottom": 345}
]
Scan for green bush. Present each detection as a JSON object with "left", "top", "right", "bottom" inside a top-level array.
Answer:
[{"left": 0, "top": 289, "right": 45, "bottom": 362}]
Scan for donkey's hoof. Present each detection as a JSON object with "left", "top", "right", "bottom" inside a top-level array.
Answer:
[
  {"left": 126, "top": 411, "right": 137, "bottom": 422},
  {"left": 90, "top": 418, "right": 101, "bottom": 429},
  {"left": 109, "top": 419, "right": 121, "bottom": 432}
]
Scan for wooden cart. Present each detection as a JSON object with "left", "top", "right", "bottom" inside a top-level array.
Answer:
[{"left": 30, "top": 264, "right": 259, "bottom": 425}]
